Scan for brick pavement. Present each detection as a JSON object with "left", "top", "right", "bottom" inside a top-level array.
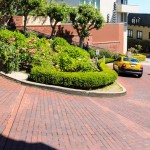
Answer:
[{"left": 0, "top": 65, "right": 150, "bottom": 150}]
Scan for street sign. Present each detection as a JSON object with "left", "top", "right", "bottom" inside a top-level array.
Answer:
[{"left": 96, "top": 49, "right": 100, "bottom": 55}]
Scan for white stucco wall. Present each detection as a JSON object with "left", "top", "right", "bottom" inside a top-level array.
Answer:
[
  {"left": 123, "top": 24, "right": 128, "bottom": 54},
  {"left": 100, "top": 0, "right": 115, "bottom": 22}
]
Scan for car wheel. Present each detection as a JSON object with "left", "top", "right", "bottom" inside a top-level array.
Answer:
[{"left": 137, "top": 74, "right": 142, "bottom": 78}]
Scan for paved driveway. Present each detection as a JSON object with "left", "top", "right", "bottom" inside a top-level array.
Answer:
[{"left": 0, "top": 65, "right": 150, "bottom": 150}]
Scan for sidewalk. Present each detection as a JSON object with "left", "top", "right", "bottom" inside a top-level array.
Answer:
[
  {"left": 141, "top": 58, "right": 150, "bottom": 65},
  {"left": 0, "top": 70, "right": 126, "bottom": 97}
]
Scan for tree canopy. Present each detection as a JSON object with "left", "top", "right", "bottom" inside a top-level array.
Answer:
[
  {"left": 70, "top": 4, "right": 105, "bottom": 48},
  {"left": 18, "top": 0, "right": 43, "bottom": 35},
  {"left": 47, "top": 1, "right": 69, "bottom": 39}
]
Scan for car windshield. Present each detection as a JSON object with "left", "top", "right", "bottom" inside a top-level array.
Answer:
[{"left": 123, "top": 57, "right": 139, "bottom": 63}]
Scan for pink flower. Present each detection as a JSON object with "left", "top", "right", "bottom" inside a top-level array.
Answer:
[
  {"left": 29, "top": 49, "right": 36, "bottom": 54},
  {"left": 40, "top": 48, "right": 44, "bottom": 53},
  {"left": 9, "top": 38, "right": 15, "bottom": 42},
  {"left": 28, "top": 40, "right": 31, "bottom": 45},
  {"left": 22, "top": 48, "right": 26, "bottom": 51},
  {"left": 32, "top": 38, "right": 36, "bottom": 42}
]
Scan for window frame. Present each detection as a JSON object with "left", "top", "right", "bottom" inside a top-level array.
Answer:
[
  {"left": 137, "top": 30, "right": 142, "bottom": 40},
  {"left": 128, "top": 29, "right": 133, "bottom": 38}
]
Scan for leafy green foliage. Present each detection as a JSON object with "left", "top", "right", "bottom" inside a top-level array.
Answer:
[
  {"left": 0, "top": 29, "right": 118, "bottom": 89},
  {"left": 47, "top": 2, "right": 69, "bottom": 38},
  {"left": 70, "top": 4, "right": 105, "bottom": 47},
  {"left": 51, "top": 37, "right": 70, "bottom": 52},
  {"left": 18, "top": 0, "right": 42, "bottom": 35},
  {"left": 128, "top": 38, "right": 150, "bottom": 53},
  {"left": 52, "top": 38, "right": 98, "bottom": 72},
  {"left": 99, "top": 58, "right": 115, "bottom": 64},
  {"left": 98, "top": 49, "right": 113, "bottom": 58},
  {"left": 0, "top": 0, "right": 17, "bottom": 17},
  {"left": 0, "top": 41, "right": 20, "bottom": 73},
  {"left": 0, "top": 29, "right": 53, "bottom": 72},
  {"left": 29, "top": 62, "right": 117, "bottom": 90},
  {"left": 86, "top": 48, "right": 121, "bottom": 60},
  {"left": 132, "top": 54, "right": 146, "bottom": 61}
]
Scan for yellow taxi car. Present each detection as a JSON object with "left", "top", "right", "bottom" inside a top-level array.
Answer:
[{"left": 113, "top": 56, "right": 143, "bottom": 78}]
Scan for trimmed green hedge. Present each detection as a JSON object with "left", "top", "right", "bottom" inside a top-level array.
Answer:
[
  {"left": 28, "top": 62, "right": 117, "bottom": 90},
  {"left": 132, "top": 54, "right": 146, "bottom": 62},
  {"left": 99, "top": 58, "right": 115, "bottom": 64}
]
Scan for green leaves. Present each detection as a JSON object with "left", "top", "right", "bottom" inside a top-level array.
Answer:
[
  {"left": 0, "top": 29, "right": 53, "bottom": 72},
  {"left": 29, "top": 62, "right": 117, "bottom": 90},
  {"left": 0, "top": 41, "right": 20, "bottom": 73},
  {"left": 70, "top": 4, "right": 105, "bottom": 47},
  {"left": 46, "top": 2, "right": 69, "bottom": 38},
  {"left": 51, "top": 37, "right": 98, "bottom": 72}
]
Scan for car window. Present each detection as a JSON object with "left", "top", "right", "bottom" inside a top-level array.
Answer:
[
  {"left": 131, "top": 58, "right": 139, "bottom": 63},
  {"left": 123, "top": 58, "right": 129, "bottom": 61},
  {"left": 123, "top": 58, "right": 139, "bottom": 62}
]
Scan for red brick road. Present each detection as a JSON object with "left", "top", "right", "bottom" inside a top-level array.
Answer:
[{"left": 0, "top": 65, "right": 150, "bottom": 150}]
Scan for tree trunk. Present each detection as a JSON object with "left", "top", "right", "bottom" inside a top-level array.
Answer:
[
  {"left": 50, "top": 26, "right": 55, "bottom": 39},
  {"left": 79, "top": 37, "right": 84, "bottom": 48},
  {"left": 24, "top": 15, "right": 27, "bottom": 36}
]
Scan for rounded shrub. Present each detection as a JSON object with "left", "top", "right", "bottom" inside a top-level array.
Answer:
[
  {"left": 53, "top": 45, "right": 98, "bottom": 72},
  {"left": 99, "top": 58, "right": 114, "bottom": 64},
  {"left": 0, "top": 41, "right": 20, "bottom": 73},
  {"left": 29, "top": 62, "right": 117, "bottom": 90},
  {"left": 51, "top": 37, "right": 70, "bottom": 52},
  {"left": 132, "top": 54, "right": 146, "bottom": 61}
]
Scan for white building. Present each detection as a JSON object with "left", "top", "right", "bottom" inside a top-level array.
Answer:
[
  {"left": 48, "top": 0, "right": 139, "bottom": 53},
  {"left": 59, "top": 0, "right": 138, "bottom": 23}
]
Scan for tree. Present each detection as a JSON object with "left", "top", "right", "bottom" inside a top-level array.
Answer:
[
  {"left": 46, "top": 1, "right": 69, "bottom": 39},
  {"left": 70, "top": 4, "right": 105, "bottom": 48},
  {"left": 0, "top": 0, "right": 16, "bottom": 20},
  {"left": 18, "top": 0, "right": 42, "bottom": 35}
]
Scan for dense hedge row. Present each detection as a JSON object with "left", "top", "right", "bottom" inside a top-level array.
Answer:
[
  {"left": 99, "top": 58, "right": 115, "bottom": 64},
  {"left": 128, "top": 38, "right": 150, "bottom": 53},
  {"left": 132, "top": 54, "right": 146, "bottom": 62},
  {"left": 29, "top": 62, "right": 117, "bottom": 90}
]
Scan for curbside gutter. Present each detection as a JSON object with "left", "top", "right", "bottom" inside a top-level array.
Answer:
[{"left": 0, "top": 72, "right": 126, "bottom": 97}]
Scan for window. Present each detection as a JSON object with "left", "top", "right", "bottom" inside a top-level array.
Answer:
[
  {"left": 137, "top": 31, "right": 142, "bottom": 39},
  {"left": 121, "top": 0, "right": 128, "bottom": 5},
  {"left": 121, "top": 13, "right": 127, "bottom": 22},
  {"left": 132, "top": 18, "right": 135, "bottom": 24},
  {"left": 123, "top": 58, "right": 138, "bottom": 62},
  {"left": 79, "top": 0, "right": 100, "bottom": 9},
  {"left": 132, "top": 17, "right": 141, "bottom": 25},
  {"left": 128, "top": 29, "right": 133, "bottom": 38}
]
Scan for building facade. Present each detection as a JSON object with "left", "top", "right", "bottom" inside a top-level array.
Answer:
[
  {"left": 57, "top": 0, "right": 138, "bottom": 24},
  {"left": 128, "top": 13, "right": 150, "bottom": 40},
  {"left": 56, "top": 0, "right": 138, "bottom": 53}
]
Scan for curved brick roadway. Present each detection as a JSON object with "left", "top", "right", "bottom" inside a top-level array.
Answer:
[{"left": 0, "top": 65, "right": 150, "bottom": 150}]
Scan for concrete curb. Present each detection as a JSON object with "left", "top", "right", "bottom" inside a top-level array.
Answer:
[{"left": 0, "top": 72, "right": 126, "bottom": 97}]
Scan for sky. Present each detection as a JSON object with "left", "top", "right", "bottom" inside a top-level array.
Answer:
[{"left": 129, "top": 0, "right": 150, "bottom": 14}]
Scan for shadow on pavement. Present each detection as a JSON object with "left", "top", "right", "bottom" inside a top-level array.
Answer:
[
  {"left": 118, "top": 74, "right": 140, "bottom": 78},
  {"left": 0, "top": 134, "right": 57, "bottom": 150}
]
